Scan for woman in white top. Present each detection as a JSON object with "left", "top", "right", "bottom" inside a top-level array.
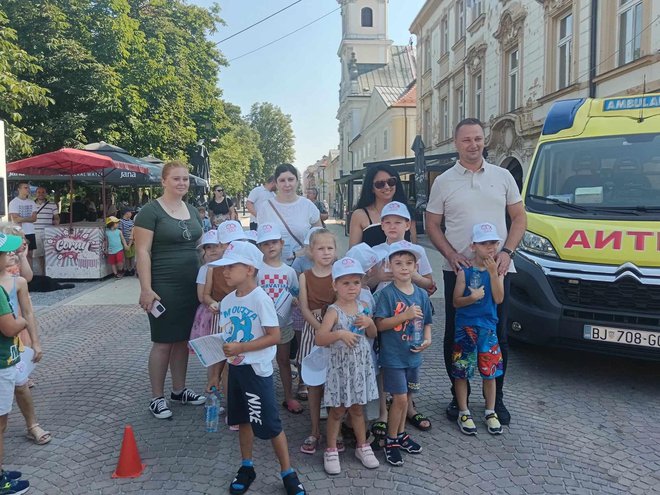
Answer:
[{"left": 257, "top": 164, "right": 322, "bottom": 265}]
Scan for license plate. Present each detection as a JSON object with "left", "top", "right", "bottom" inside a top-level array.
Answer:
[{"left": 583, "top": 325, "right": 660, "bottom": 349}]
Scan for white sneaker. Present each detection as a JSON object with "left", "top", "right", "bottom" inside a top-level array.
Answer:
[
  {"left": 355, "top": 444, "right": 379, "bottom": 469},
  {"left": 149, "top": 397, "right": 172, "bottom": 419},
  {"left": 323, "top": 449, "right": 341, "bottom": 475}
]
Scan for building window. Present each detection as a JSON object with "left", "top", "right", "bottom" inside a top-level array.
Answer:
[
  {"left": 618, "top": 0, "right": 642, "bottom": 66},
  {"left": 472, "top": 72, "right": 482, "bottom": 121},
  {"left": 424, "top": 36, "right": 432, "bottom": 72},
  {"left": 441, "top": 97, "right": 449, "bottom": 140},
  {"left": 441, "top": 15, "right": 449, "bottom": 55},
  {"left": 455, "top": 86, "right": 465, "bottom": 123},
  {"left": 361, "top": 7, "right": 373, "bottom": 27},
  {"left": 557, "top": 13, "right": 572, "bottom": 89},
  {"left": 456, "top": 0, "right": 465, "bottom": 41},
  {"left": 507, "top": 48, "right": 519, "bottom": 112},
  {"left": 471, "top": 0, "right": 483, "bottom": 22},
  {"left": 423, "top": 107, "right": 431, "bottom": 145},
  {"left": 383, "top": 129, "right": 388, "bottom": 151}
]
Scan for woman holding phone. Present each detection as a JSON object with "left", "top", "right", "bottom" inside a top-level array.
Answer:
[{"left": 134, "top": 161, "right": 206, "bottom": 420}]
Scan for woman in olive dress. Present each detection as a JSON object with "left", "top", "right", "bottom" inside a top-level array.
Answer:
[{"left": 134, "top": 161, "right": 206, "bottom": 419}]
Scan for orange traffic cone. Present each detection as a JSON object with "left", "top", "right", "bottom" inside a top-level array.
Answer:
[{"left": 112, "top": 425, "right": 146, "bottom": 478}]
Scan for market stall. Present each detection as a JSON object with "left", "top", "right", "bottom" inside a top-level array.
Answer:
[{"left": 7, "top": 148, "right": 147, "bottom": 279}]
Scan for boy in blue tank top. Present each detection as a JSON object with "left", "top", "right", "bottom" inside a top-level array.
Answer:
[{"left": 452, "top": 222, "right": 505, "bottom": 436}]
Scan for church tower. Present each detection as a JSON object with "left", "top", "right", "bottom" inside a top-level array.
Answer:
[{"left": 338, "top": 0, "right": 392, "bottom": 67}]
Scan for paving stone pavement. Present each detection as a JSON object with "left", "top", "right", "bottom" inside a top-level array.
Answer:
[{"left": 6, "top": 299, "right": 660, "bottom": 495}]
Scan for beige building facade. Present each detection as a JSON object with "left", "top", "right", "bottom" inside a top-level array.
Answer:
[
  {"left": 335, "top": 0, "right": 418, "bottom": 216},
  {"left": 410, "top": 0, "right": 660, "bottom": 186}
]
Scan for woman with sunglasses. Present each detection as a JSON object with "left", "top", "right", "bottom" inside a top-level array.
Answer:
[
  {"left": 348, "top": 164, "right": 430, "bottom": 438},
  {"left": 349, "top": 164, "right": 417, "bottom": 248},
  {"left": 134, "top": 161, "right": 206, "bottom": 420},
  {"left": 207, "top": 185, "right": 237, "bottom": 226}
]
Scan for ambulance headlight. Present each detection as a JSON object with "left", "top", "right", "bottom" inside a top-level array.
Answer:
[{"left": 520, "top": 231, "right": 558, "bottom": 258}]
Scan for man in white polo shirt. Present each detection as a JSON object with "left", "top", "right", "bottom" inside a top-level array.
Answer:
[
  {"left": 425, "top": 118, "right": 527, "bottom": 426},
  {"left": 8, "top": 182, "right": 37, "bottom": 267}
]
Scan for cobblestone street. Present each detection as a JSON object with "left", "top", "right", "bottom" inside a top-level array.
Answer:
[{"left": 6, "top": 291, "right": 660, "bottom": 494}]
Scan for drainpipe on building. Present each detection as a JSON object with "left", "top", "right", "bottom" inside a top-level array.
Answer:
[{"left": 588, "top": 0, "right": 598, "bottom": 98}]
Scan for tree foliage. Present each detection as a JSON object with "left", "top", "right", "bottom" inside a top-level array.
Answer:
[
  {"left": 0, "top": 11, "right": 52, "bottom": 160},
  {"left": 1, "top": 0, "right": 294, "bottom": 194},
  {"left": 209, "top": 120, "right": 263, "bottom": 196},
  {"left": 246, "top": 102, "right": 295, "bottom": 178}
]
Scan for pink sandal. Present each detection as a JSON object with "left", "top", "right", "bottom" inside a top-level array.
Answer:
[{"left": 300, "top": 434, "right": 321, "bottom": 455}]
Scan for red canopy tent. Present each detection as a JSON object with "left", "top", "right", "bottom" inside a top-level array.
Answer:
[{"left": 7, "top": 148, "right": 148, "bottom": 225}]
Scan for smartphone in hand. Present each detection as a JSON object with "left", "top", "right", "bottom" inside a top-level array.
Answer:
[{"left": 150, "top": 301, "right": 166, "bottom": 318}]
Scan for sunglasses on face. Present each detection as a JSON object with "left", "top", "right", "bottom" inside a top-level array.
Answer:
[
  {"left": 373, "top": 177, "right": 397, "bottom": 189},
  {"left": 215, "top": 189, "right": 224, "bottom": 193}
]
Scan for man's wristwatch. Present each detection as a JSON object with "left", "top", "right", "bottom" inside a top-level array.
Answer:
[{"left": 501, "top": 247, "right": 516, "bottom": 258}]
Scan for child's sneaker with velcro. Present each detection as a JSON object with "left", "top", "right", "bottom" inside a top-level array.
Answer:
[
  {"left": 384, "top": 438, "right": 404, "bottom": 466},
  {"left": 0, "top": 472, "right": 29, "bottom": 495},
  {"left": 457, "top": 412, "right": 477, "bottom": 435},
  {"left": 399, "top": 433, "right": 422, "bottom": 454},
  {"left": 485, "top": 412, "right": 503, "bottom": 435}
]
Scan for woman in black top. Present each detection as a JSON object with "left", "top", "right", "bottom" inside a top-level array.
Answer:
[
  {"left": 348, "top": 164, "right": 416, "bottom": 247},
  {"left": 347, "top": 164, "right": 429, "bottom": 438},
  {"left": 207, "top": 185, "right": 237, "bottom": 226}
]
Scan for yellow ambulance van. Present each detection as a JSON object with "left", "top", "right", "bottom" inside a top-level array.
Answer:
[{"left": 509, "top": 94, "right": 660, "bottom": 359}]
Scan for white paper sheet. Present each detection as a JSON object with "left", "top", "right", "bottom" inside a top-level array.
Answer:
[{"left": 188, "top": 334, "right": 227, "bottom": 367}]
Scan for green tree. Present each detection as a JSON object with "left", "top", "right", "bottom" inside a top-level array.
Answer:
[
  {"left": 210, "top": 123, "right": 263, "bottom": 196},
  {"left": 0, "top": 10, "right": 52, "bottom": 159},
  {"left": 246, "top": 102, "right": 295, "bottom": 178}
]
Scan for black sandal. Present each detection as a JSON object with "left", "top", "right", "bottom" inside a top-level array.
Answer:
[
  {"left": 370, "top": 421, "right": 387, "bottom": 437},
  {"left": 229, "top": 466, "right": 256, "bottom": 495},
  {"left": 407, "top": 413, "right": 432, "bottom": 431}
]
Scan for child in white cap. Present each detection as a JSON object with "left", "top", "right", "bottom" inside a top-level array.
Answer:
[
  {"left": 374, "top": 202, "right": 434, "bottom": 435},
  {"left": 202, "top": 222, "right": 249, "bottom": 398},
  {"left": 256, "top": 223, "right": 302, "bottom": 415},
  {"left": 315, "top": 257, "right": 379, "bottom": 475},
  {"left": 374, "top": 241, "right": 433, "bottom": 467},
  {"left": 373, "top": 201, "right": 435, "bottom": 293},
  {"left": 452, "top": 222, "right": 505, "bottom": 436},
  {"left": 210, "top": 241, "right": 308, "bottom": 495},
  {"left": 190, "top": 230, "right": 222, "bottom": 341}
]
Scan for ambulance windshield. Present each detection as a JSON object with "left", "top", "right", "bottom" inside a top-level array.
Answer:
[{"left": 526, "top": 133, "right": 660, "bottom": 216}]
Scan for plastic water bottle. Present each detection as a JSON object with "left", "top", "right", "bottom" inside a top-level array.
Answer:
[
  {"left": 205, "top": 387, "right": 219, "bottom": 432},
  {"left": 410, "top": 312, "right": 424, "bottom": 349},
  {"left": 349, "top": 307, "right": 370, "bottom": 336},
  {"left": 469, "top": 270, "right": 482, "bottom": 305}
]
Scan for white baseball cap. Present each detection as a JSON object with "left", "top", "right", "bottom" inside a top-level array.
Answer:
[
  {"left": 301, "top": 345, "right": 330, "bottom": 386},
  {"left": 217, "top": 220, "right": 248, "bottom": 244},
  {"left": 472, "top": 222, "right": 502, "bottom": 243},
  {"left": 199, "top": 230, "right": 219, "bottom": 247},
  {"left": 257, "top": 223, "right": 282, "bottom": 244},
  {"left": 303, "top": 226, "right": 324, "bottom": 246},
  {"left": 245, "top": 230, "right": 258, "bottom": 243},
  {"left": 380, "top": 201, "right": 411, "bottom": 220},
  {"left": 388, "top": 240, "right": 424, "bottom": 261},
  {"left": 346, "top": 243, "right": 385, "bottom": 272},
  {"left": 332, "top": 257, "right": 366, "bottom": 281},
  {"left": 209, "top": 240, "right": 264, "bottom": 269}
]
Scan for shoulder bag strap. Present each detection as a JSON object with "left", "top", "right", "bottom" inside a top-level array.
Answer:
[
  {"left": 267, "top": 200, "right": 304, "bottom": 248},
  {"left": 35, "top": 201, "right": 49, "bottom": 215}
]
